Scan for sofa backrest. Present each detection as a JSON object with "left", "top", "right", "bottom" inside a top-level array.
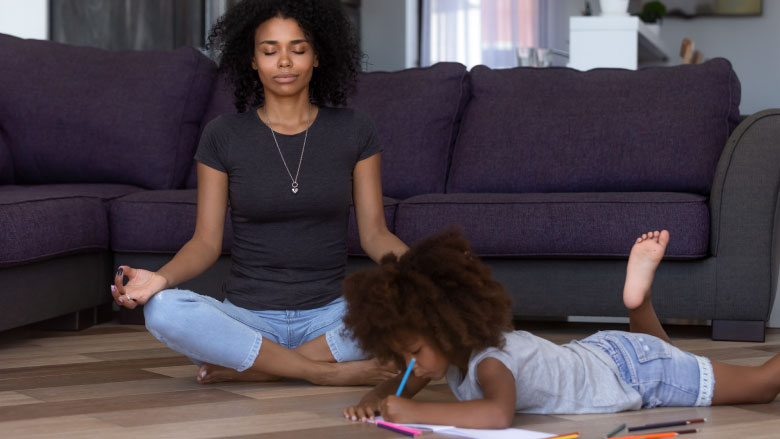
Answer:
[
  {"left": 347, "top": 62, "right": 470, "bottom": 199},
  {"left": 447, "top": 58, "right": 741, "bottom": 195},
  {"left": 186, "top": 73, "right": 238, "bottom": 189},
  {"left": 0, "top": 33, "right": 216, "bottom": 190},
  {"left": 0, "top": 135, "right": 13, "bottom": 184}
]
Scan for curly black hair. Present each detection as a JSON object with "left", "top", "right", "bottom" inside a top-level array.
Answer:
[
  {"left": 342, "top": 228, "right": 514, "bottom": 369},
  {"left": 207, "top": 0, "right": 360, "bottom": 112}
]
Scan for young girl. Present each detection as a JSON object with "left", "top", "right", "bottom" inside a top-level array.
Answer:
[
  {"left": 110, "top": 0, "right": 407, "bottom": 386},
  {"left": 341, "top": 228, "right": 780, "bottom": 429}
]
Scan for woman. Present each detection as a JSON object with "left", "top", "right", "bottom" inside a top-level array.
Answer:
[{"left": 110, "top": 0, "right": 407, "bottom": 386}]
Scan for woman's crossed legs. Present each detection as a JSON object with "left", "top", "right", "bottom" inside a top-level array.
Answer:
[{"left": 143, "top": 290, "right": 396, "bottom": 386}]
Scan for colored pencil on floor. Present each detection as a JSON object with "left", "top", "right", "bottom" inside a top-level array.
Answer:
[
  {"left": 628, "top": 418, "right": 706, "bottom": 432},
  {"left": 376, "top": 420, "right": 421, "bottom": 437},
  {"left": 610, "top": 429, "right": 699, "bottom": 439},
  {"left": 605, "top": 423, "right": 626, "bottom": 438},
  {"left": 546, "top": 433, "right": 579, "bottom": 439}
]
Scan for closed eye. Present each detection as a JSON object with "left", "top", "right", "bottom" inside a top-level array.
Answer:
[{"left": 263, "top": 51, "right": 305, "bottom": 56}]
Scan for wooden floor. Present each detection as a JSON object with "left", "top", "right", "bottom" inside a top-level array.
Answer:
[{"left": 0, "top": 321, "right": 778, "bottom": 438}]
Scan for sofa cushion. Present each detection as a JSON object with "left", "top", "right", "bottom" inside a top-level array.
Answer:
[
  {"left": 0, "top": 135, "right": 12, "bottom": 184},
  {"left": 110, "top": 190, "right": 234, "bottom": 253},
  {"left": 0, "top": 184, "right": 142, "bottom": 267},
  {"left": 347, "top": 62, "right": 470, "bottom": 199},
  {"left": 394, "top": 193, "right": 709, "bottom": 258},
  {"left": 447, "top": 59, "right": 741, "bottom": 195},
  {"left": 0, "top": 33, "right": 216, "bottom": 190},
  {"left": 347, "top": 197, "right": 399, "bottom": 256}
]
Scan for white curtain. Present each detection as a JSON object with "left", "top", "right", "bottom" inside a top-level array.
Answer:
[{"left": 421, "top": 0, "right": 567, "bottom": 69}]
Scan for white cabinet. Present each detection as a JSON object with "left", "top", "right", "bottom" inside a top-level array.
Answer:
[{"left": 568, "top": 16, "right": 668, "bottom": 71}]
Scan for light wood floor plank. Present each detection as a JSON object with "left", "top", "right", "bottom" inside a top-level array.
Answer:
[
  {"left": 0, "top": 391, "right": 41, "bottom": 407},
  {"left": 143, "top": 364, "right": 200, "bottom": 378},
  {"left": 20, "top": 377, "right": 203, "bottom": 402},
  {"left": 0, "top": 354, "right": 103, "bottom": 369},
  {"left": 0, "top": 389, "right": 250, "bottom": 422},
  {"left": 0, "top": 415, "right": 118, "bottom": 438}
]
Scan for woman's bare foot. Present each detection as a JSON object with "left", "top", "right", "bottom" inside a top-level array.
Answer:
[
  {"left": 197, "top": 363, "right": 280, "bottom": 384},
  {"left": 315, "top": 358, "right": 399, "bottom": 386},
  {"left": 198, "top": 359, "right": 397, "bottom": 386},
  {"left": 623, "top": 230, "right": 669, "bottom": 309}
]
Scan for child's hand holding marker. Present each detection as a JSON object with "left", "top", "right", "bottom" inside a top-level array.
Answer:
[{"left": 378, "top": 394, "right": 419, "bottom": 424}]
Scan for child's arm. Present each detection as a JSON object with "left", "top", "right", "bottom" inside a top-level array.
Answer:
[
  {"left": 380, "top": 358, "right": 516, "bottom": 429},
  {"left": 343, "top": 373, "right": 430, "bottom": 421}
]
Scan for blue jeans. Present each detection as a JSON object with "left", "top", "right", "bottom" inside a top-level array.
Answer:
[
  {"left": 581, "top": 331, "right": 714, "bottom": 408},
  {"left": 143, "top": 289, "right": 367, "bottom": 372}
]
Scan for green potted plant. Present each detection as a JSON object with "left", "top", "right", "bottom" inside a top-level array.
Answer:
[{"left": 637, "top": 1, "right": 666, "bottom": 35}]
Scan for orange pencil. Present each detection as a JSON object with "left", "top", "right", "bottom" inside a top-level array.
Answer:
[
  {"left": 610, "top": 429, "right": 698, "bottom": 439},
  {"left": 546, "top": 433, "right": 580, "bottom": 439}
]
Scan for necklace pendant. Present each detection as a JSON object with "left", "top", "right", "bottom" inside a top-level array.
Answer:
[{"left": 292, "top": 187, "right": 299, "bottom": 194}]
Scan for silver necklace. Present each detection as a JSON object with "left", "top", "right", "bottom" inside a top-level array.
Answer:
[{"left": 262, "top": 104, "right": 311, "bottom": 194}]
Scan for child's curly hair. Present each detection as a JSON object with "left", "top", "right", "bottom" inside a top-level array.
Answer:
[
  {"left": 343, "top": 228, "right": 514, "bottom": 367},
  {"left": 207, "top": 0, "right": 360, "bottom": 112}
]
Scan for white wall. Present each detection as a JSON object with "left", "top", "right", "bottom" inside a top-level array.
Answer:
[
  {"left": 655, "top": 1, "right": 780, "bottom": 115},
  {"left": 0, "top": 0, "right": 48, "bottom": 40},
  {"left": 360, "top": 0, "right": 418, "bottom": 72}
]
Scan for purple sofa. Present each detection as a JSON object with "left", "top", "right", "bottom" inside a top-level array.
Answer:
[{"left": 1, "top": 33, "right": 778, "bottom": 341}]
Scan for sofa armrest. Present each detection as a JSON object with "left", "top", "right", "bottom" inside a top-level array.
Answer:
[{"left": 709, "top": 109, "right": 780, "bottom": 321}]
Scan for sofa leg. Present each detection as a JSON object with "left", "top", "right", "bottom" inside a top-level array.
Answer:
[
  {"left": 119, "top": 306, "right": 146, "bottom": 325},
  {"left": 34, "top": 303, "right": 115, "bottom": 331},
  {"left": 35, "top": 309, "right": 91, "bottom": 331},
  {"left": 96, "top": 302, "right": 115, "bottom": 324},
  {"left": 711, "top": 319, "right": 765, "bottom": 342}
]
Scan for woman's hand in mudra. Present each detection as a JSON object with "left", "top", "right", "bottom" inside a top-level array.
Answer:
[{"left": 110, "top": 266, "right": 168, "bottom": 309}]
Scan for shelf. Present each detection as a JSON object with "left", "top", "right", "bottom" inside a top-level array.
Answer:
[{"left": 569, "top": 16, "right": 669, "bottom": 70}]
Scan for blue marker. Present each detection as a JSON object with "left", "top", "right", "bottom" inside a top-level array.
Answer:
[{"left": 395, "top": 358, "right": 416, "bottom": 396}]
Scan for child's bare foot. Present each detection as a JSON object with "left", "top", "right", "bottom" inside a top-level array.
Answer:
[
  {"left": 623, "top": 230, "right": 669, "bottom": 309},
  {"left": 197, "top": 363, "right": 280, "bottom": 384}
]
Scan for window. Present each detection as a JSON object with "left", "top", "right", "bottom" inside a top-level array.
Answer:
[{"left": 420, "top": 0, "right": 568, "bottom": 69}]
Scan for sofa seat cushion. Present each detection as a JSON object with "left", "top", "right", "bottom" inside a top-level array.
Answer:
[
  {"left": 110, "top": 190, "right": 234, "bottom": 253},
  {"left": 347, "top": 62, "right": 470, "bottom": 199},
  {"left": 0, "top": 184, "right": 142, "bottom": 267},
  {"left": 394, "top": 193, "right": 709, "bottom": 258},
  {"left": 347, "top": 197, "right": 399, "bottom": 256},
  {"left": 448, "top": 59, "right": 741, "bottom": 195},
  {"left": 0, "top": 33, "right": 216, "bottom": 190}
]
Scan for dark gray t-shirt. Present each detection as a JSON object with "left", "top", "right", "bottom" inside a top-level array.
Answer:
[{"left": 194, "top": 107, "right": 382, "bottom": 310}]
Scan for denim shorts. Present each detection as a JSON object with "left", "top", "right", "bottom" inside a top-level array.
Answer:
[
  {"left": 581, "top": 331, "right": 713, "bottom": 408},
  {"left": 143, "top": 289, "right": 367, "bottom": 371}
]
